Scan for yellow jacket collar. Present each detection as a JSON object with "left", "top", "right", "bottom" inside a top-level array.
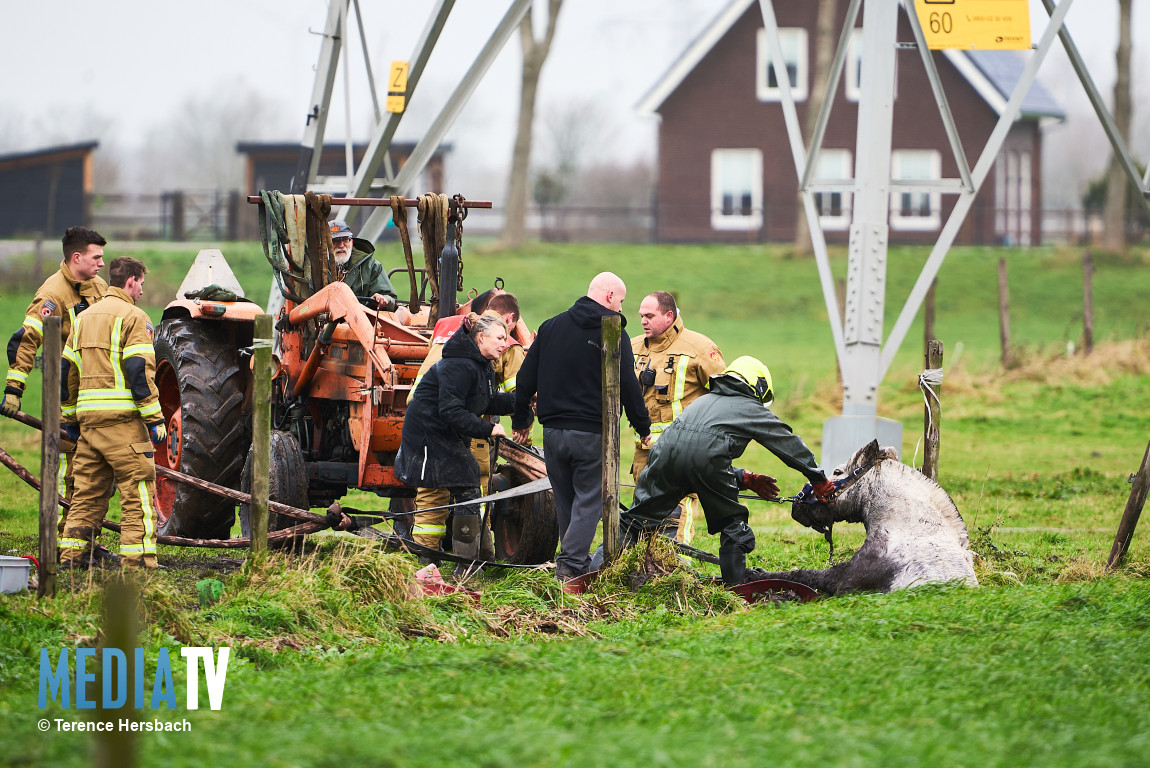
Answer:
[
  {"left": 60, "top": 260, "right": 105, "bottom": 297},
  {"left": 107, "top": 286, "right": 136, "bottom": 305},
  {"left": 644, "top": 317, "right": 684, "bottom": 353}
]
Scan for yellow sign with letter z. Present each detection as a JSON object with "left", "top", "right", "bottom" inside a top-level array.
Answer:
[{"left": 386, "top": 60, "right": 409, "bottom": 113}]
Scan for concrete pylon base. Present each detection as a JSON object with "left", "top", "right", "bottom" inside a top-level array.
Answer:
[{"left": 821, "top": 414, "right": 903, "bottom": 471}]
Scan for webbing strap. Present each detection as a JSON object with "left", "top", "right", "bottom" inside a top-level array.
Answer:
[
  {"left": 258, "top": 191, "right": 307, "bottom": 303},
  {"left": 390, "top": 195, "right": 421, "bottom": 313}
]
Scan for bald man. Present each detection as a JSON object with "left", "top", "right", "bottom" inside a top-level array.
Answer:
[{"left": 513, "top": 272, "right": 652, "bottom": 580}]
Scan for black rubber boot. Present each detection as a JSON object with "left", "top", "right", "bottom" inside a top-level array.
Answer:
[
  {"left": 451, "top": 513, "right": 481, "bottom": 560},
  {"left": 718, "top": 519, "right": 756, "bottom": 586},
  {"left": 478, "top": 521, "right": 495, "bottom": 562}
]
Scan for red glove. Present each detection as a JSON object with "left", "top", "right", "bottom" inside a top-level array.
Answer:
[
  {"left": 740, "top": 471, "right": 780, "bottom": 500},
  {"left": 812, "top": 478, "right": 836, "bottom": 503}
]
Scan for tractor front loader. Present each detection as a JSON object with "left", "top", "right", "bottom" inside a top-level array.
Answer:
[{"left": 152, "top": 191, "right": 557, "bottom": 564}]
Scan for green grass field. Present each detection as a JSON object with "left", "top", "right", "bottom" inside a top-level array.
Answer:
[{"left": 1, "top": 240, "right": 1149, "bottom": 767}]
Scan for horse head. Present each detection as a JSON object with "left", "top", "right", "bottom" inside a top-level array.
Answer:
[{"left": 790, "top": 439, "right": 897, "bottom": 532}]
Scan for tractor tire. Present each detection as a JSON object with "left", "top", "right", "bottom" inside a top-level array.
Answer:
[
  {"left": 239, "top": 430, "right": 309, "bottom": 541},
  {"left": 154, "top": 318, "right": 249, "bottom": 540},
  {"left": 491, "top": 463, "right": 559, "bottom": 565}
]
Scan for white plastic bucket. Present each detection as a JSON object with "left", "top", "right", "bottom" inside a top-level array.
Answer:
[{"left": 0, "top": 556, "right": 32, "bottom": 593}]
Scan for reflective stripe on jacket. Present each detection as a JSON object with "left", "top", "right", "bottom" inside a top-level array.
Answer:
[
  {"left": 63, "top": 287, "right": 160, "bottom": 427},
  {"left": 6, "top": 261, "right": 107, "bottom": 393},
  {"left": 632, "top": 318, "right": 725, "bottom": 439}
]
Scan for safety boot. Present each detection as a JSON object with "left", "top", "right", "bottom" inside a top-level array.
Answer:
[
  {"left": 451, "top": 513, "right": 481, "bottom": 560},
  {"left": 478, "top": 521, "right": 496, "bottom": 562},
  {"left": 59, "top": 527, "right": 121, "bottom": 570},
  {"left": 718, "top": 518, "right": 756, "bottom": 586}
]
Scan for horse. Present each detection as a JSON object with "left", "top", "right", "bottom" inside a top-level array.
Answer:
[{"left": 750, "top": 440, "right": 978, "bottom": 595}]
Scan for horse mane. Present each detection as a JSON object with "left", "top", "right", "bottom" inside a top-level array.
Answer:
[{"left": 863, "top": 451, "right": 969, "bottom": 548}]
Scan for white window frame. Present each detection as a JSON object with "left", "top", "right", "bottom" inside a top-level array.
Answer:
[
  {"left": 756, "top": 28, "right": 808, "bottom": 102},
  {"left": 845, "top": 29, "right": 896, "bottom": 102},
  {"left": 845, "top": 29, "right": 863, "bottom": 102},
  {"left": 711, "top": 149, "right": 763, "bottom": 231},
  {"left": 890, "top": 150, "right": 942, "bottom": 231},
  {"left": 813, "top": 149, "right": 853, "bottom": 230}
]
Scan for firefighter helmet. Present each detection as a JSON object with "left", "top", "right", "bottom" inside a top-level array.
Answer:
[{"left": 723, "top": 356, "right": 774, "bottom": 406}]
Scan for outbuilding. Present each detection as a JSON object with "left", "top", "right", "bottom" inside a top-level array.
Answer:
[{"left": 0, "top": 142, "right": 98, "bottom": 238}]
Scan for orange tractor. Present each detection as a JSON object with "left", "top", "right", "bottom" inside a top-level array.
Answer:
[{"left": 151, "top": 192, "right": 556, "bottom": 563}]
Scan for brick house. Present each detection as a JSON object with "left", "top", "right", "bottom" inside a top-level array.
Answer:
[{"left": 637, "top": 0, "right": 1064, "bottom": 245}]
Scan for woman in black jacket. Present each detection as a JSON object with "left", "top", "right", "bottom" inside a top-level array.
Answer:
[{"left": 395, "top": 314, "right": 515, "bottom": 559}]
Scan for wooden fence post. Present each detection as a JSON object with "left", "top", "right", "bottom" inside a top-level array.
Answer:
[
  {"left": 997, "top": 257, "right": 1011, "bottom": 368},
  {"left": 601, "top": 316, "right": 622, "bottom": 563},
  {"left": 922, "top": 340, "right": 943, "bottom": 481},
  {"left": 94, "top": 577, "right": 137, "bottom": 768},
  {"left": 38, "top": 316, "right": 61, "bottom": 599},
  {"left": 1107, "top": 438, "right": 1150, "bottom": 570},
  {"left": 1082, "top": 250, "right": 1094, "bottom": 356},
  {"left": 249, "top": 314, "right": 273, "bottom": 558}
]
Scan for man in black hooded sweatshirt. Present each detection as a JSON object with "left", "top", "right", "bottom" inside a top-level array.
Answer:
[{"left": 513, "top": 272, "right": 652, "bottom": 580}]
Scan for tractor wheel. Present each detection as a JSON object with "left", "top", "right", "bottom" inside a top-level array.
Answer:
[
  {"left": 491, "top": 463, "right": 558, "bottom": 565},
  {"left": 239, "top": 430, "right": 309, "bottom": 541},
  {"left": 154, "top": 318, "right": 250, "bottom": 539}
]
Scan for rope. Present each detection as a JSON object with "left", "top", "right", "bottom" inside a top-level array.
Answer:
[
  {"left": 304, "top": 191, "right": 335, "bottom": 293},
  {"left": 912, "top": 367, "right": 944, "bottom": 470},
  {"left": 417, "top": 193, "right": 449, "bottom": 324}
]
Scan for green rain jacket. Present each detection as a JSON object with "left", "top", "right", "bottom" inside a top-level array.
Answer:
[
  {"left": 339, "top": 238, "right": 397, "bottom": 308},
  {"left": 653, "top": 374, "right": 825, "bottom": 485}
]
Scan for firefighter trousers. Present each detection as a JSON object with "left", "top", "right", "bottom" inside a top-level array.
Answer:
[
  {"left": 632, "top": 444, "right": 696, "bottom": 544},
  {"left": 412, "top": 438, "right": 492, "bottom": 552},
  {"left": 61, "top": 419, "right": 159, "bottom": 569}
]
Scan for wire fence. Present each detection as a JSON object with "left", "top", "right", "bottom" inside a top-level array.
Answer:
[{"left": 85, "top": 191, "right": 1145, "bottom": 246}]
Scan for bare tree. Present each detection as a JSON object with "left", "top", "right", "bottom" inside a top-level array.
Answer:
[
  {"left": 793, "top": 0, "right": 838, "bottom": 255},
  {"left": 501, "top": 0, "right": 563, "bottom": 248},
  {"left": 137, "top": 80, "right": 290, "bottom": 191},
  {"left": 1102, "top": 0, "right": 1132, "bottom": 251}
]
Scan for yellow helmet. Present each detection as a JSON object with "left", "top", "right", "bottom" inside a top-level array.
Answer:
[{"left": 723, "top": 356, "right": 774, "bottom": 406}]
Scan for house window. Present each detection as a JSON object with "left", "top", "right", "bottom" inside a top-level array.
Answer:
[
  {"left": 845, "top": 30, "right": 863, "bottom": 102},
  {"left": 711, "top": 149, "right": 763, "bottom": 231},
  {"left": 890, "top": 150, "right": 941, "bottom": 231},
  {"left": 757, "top": 28, "right": 808, "bottom": 102},
  {"left": 813, "top": 149, "right": 853, "bottom": 230},
  {"left": 995, "top": 150, "right": 1033, "bottom": 246}
]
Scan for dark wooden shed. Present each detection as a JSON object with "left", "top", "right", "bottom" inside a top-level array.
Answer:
[
  {"left": 235, "top": 141, "right": 449, "bottom": 198},
  {"left": 0, "top": 142, "right": 98, "bottom": 238}
]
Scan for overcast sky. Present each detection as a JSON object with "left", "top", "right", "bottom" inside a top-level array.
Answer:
[{"left": 0, "top": 0, "right": 1145, "bottom": 204}]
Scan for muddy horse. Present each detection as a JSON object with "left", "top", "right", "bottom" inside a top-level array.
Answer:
[{"left": 753, "top": 440, "right": 978, "bottom": 595}]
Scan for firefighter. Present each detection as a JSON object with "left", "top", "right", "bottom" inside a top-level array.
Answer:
[
  {"left": 621, "top": 356, "right": 835, "bottom": 586},
  {"left": 3, "top": 226, "right": 110, "bottom": 539},
  {"left": 631, "top": 291, "right": 726, "bottom": 544},
  {"left": 408, "top": 292, "right": 529, "bottom": 559},
  {"left": 59, "top": 257, "right": 165, "bottom": 570}
]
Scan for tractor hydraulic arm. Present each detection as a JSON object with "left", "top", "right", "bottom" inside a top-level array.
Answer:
[{"left": 287, "top": 282, "right": 423, "bottom": 375}]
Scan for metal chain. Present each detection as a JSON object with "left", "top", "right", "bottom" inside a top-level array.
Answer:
[{"left": 452, "top": 194, "right": 466, "bottom": 291}]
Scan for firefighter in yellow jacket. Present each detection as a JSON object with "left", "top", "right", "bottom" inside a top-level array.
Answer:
[
  {"left": 60, "top": 257, "right": 166, "bottom": 570},
  {"left": 3, "top": 226, "right": 110, "bottom": 533},
  {"left": 631, "top": 291, "right": 726, "bottom": 543},
  {"left": 409, "top": 292, "right": 528, "bottom": 557}
]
